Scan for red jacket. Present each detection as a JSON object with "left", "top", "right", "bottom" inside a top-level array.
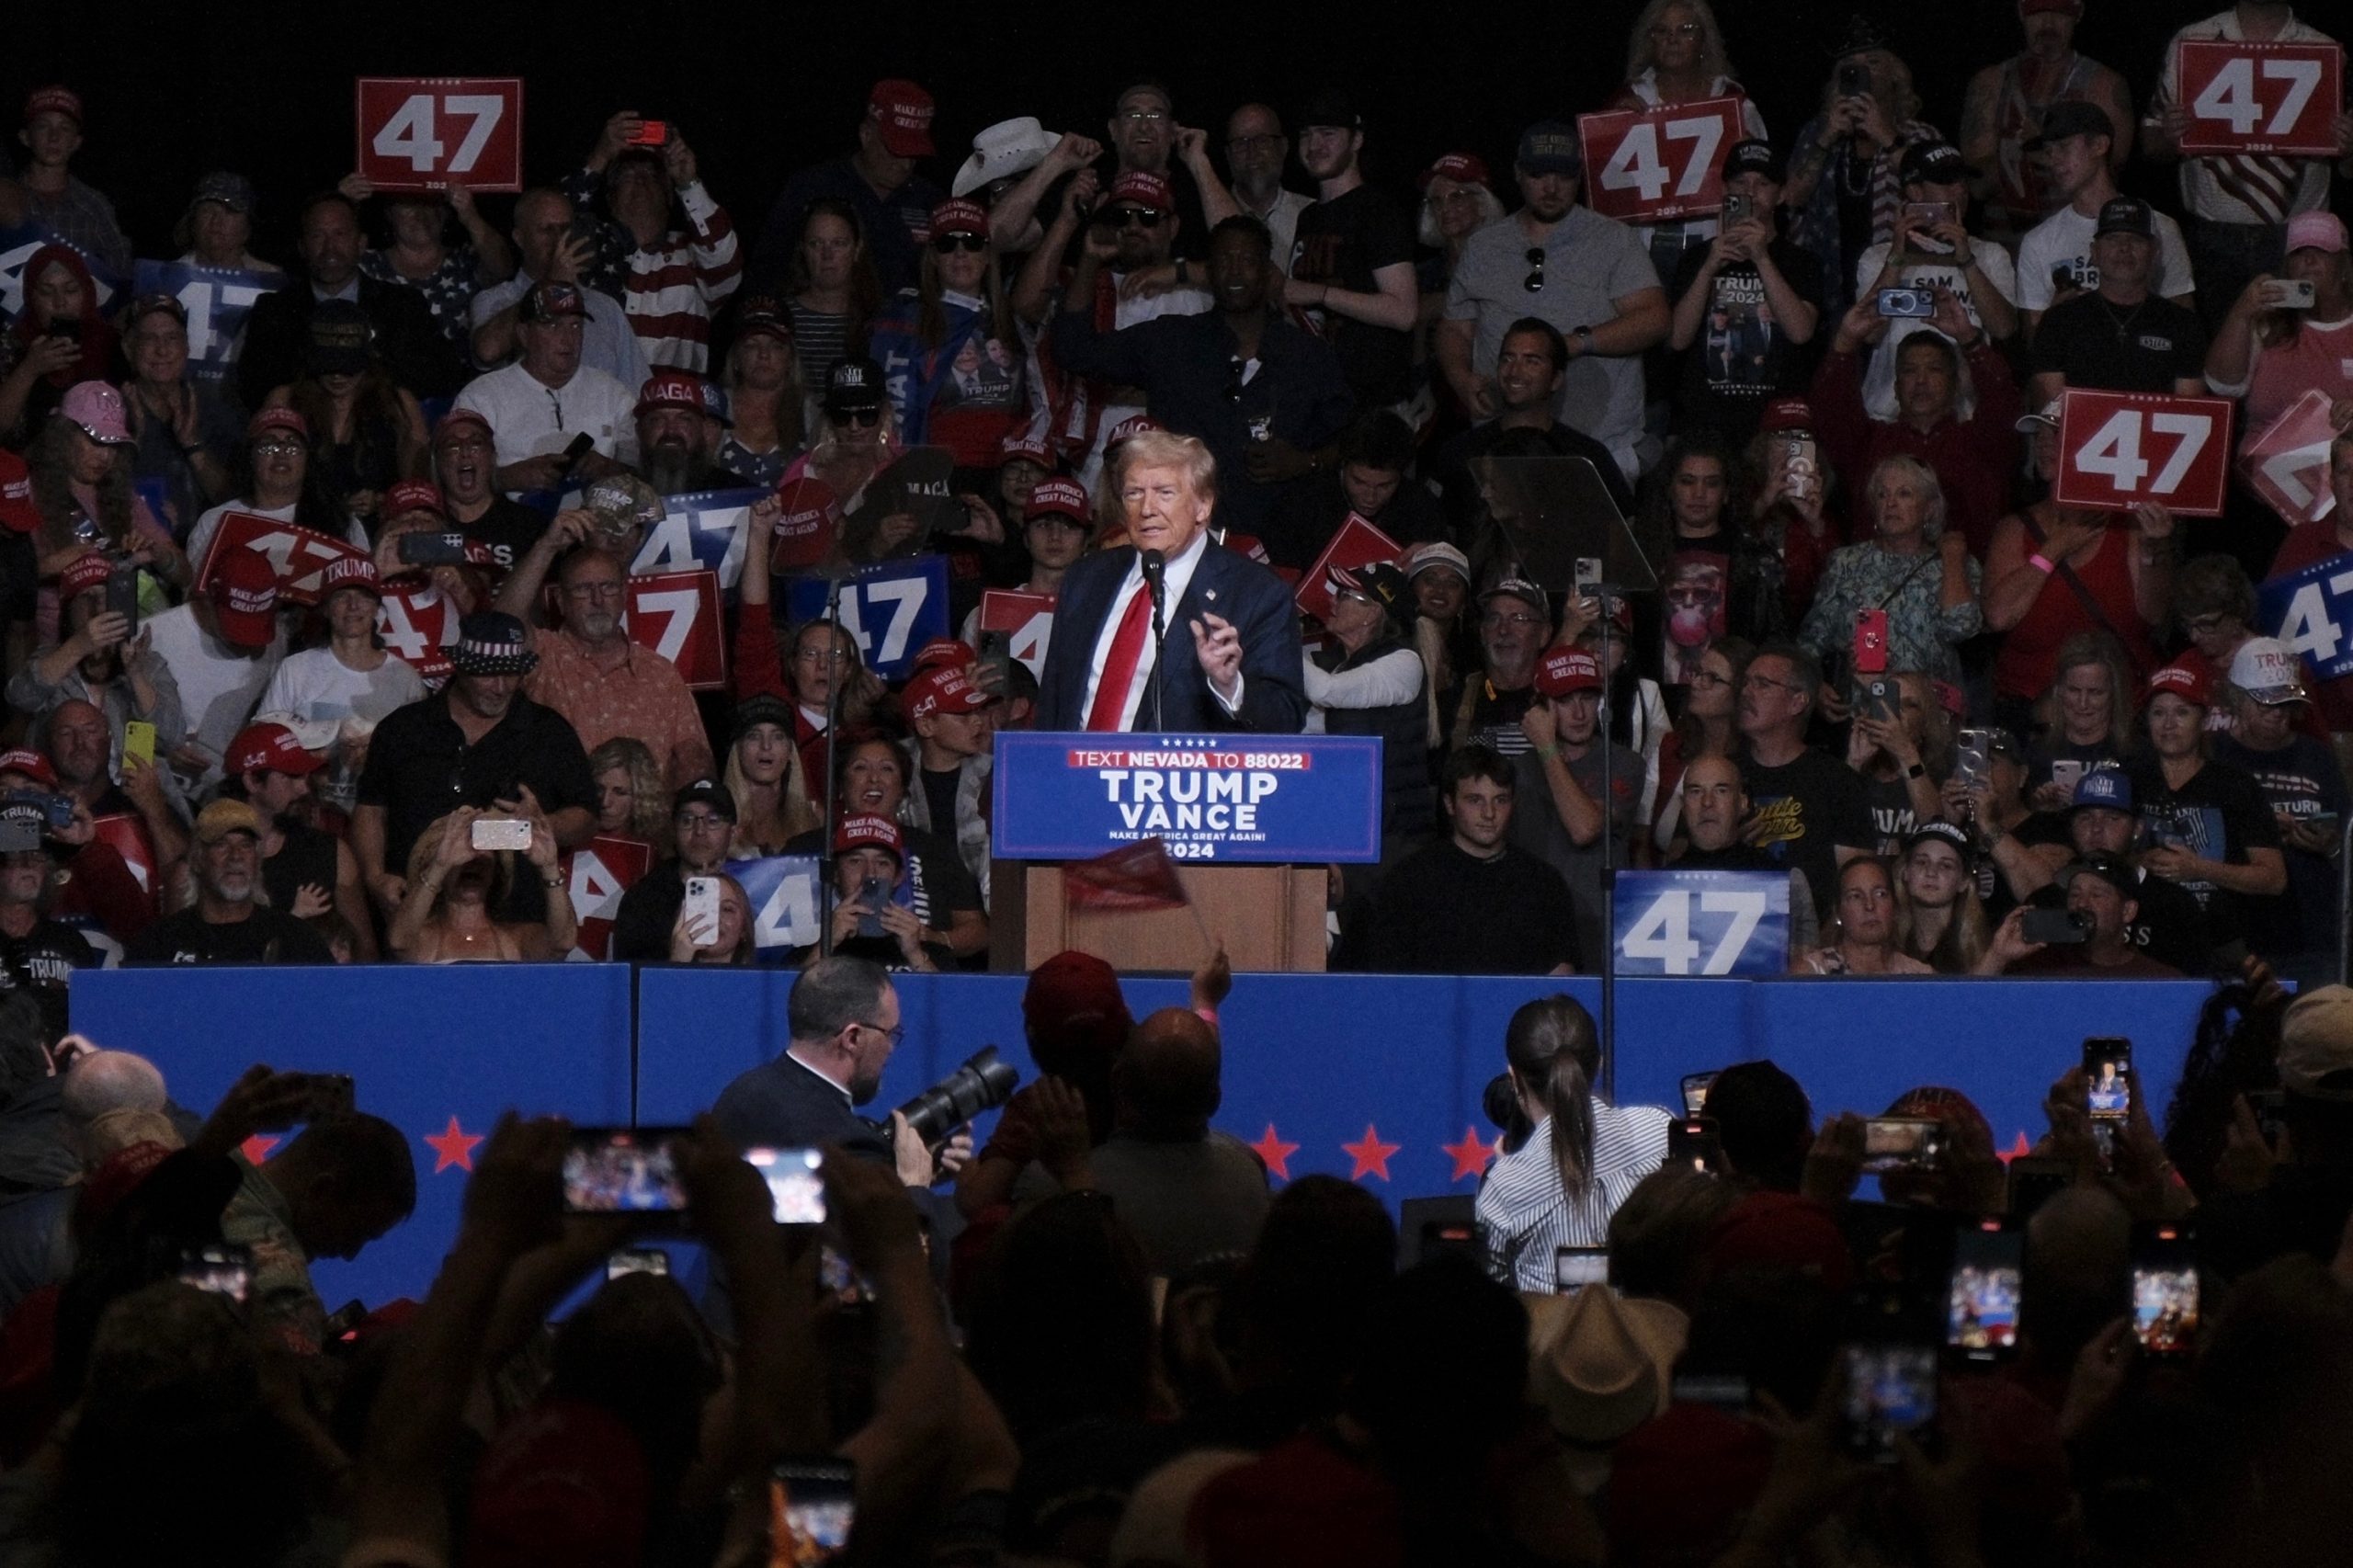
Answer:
[{"left": 1811, "top": 339, "right": 2023, "bottom": 561}]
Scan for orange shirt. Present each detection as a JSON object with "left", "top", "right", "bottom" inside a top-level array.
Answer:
[{"left": 524, "top": 628, "right": 712, "bottom": 788}]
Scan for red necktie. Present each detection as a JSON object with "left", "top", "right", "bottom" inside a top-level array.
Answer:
[{"left": 1085, "top": 584, "right": 1154, "bottom": 732}]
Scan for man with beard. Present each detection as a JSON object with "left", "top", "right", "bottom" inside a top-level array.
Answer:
[
  {"left": 430, "top": 409, "right": 547, "bottom": 571},
  {"left": 630, "top": 371, "right": 746, "bottom": 494},
  {"left": 218, "top": 722, "right": 375, "bottom": 961},
  {"left": 452, "top": 283, "right": 637, "bottom": 496},
  {"left": 492, "top": 528, "right": 710, "bottom": 788},
  {"left": 711, "top": 954, "right": 942, "bottom": 1188},
  {"left": 352, "top": 611, "right": 597, "bottom": 917},
  {"left": 124, "top": 801, "right": 332, "bottom": 965},
  {"left": 1285, "top": 91, "right": 1419, "bottom": 411},
  {"left": 0, "top": 798, "right": 99, "bottom": 1043},
  {"left": 1446, "top": 576, "right": 1550, "bottom": 761}
]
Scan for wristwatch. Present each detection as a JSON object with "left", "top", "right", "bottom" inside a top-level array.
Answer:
[{"left": 1570, "top": 325, "right": 1596, "bottom": 355}]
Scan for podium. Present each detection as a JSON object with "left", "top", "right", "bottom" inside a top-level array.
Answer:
[{"left": 988, "top": 732, "right": 1385, "bottom": 974}]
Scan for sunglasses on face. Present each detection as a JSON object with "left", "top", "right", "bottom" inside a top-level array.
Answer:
[
  {"left": 931, "top": 233, "right": 987, "bottom": 254},
  {"left": 1523, "top": 246, "right": 1546, "bottom": 292},
  {"left": 1106, "top": 207, "right": 1165, "bottom": 229},
  {"left": 829, "top": 407, "right": 882, "bottom": 427}
]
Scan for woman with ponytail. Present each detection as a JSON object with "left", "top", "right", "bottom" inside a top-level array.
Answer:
[{"left": 1474, "top": 994, "right": 1674, "bottom": 1290}]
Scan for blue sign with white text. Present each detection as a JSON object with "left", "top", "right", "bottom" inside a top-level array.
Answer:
[
  {"left": 725, "top": 853, "right": 822, "bottom": 957},
  {"left": 2257, "top": 550, "right": 2353, "bottom": 682},
  {"left": 631, "top": 487, "right": 767, "bottom": 596},
  {"left": 992, "top": 731, "right": 1383, "bottom": 863},
  {"left": 785, "top": 556, "right": 951, "bottom": 680},
  {"left": 1611, "top": 869, "right": 1790, "bottom": 976},
  {"left": 131, "top": 258, "right": 276, "bottom": 387},
  {"left": 0, "top": 222, "right": 125, "bottom": 321}
]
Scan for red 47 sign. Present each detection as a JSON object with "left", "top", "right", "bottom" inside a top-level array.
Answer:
[
  {"left": 376, "top": 584, "right": 461, "bottom": 684},
  {"left": 356, "top": 78, "right": 524, "bottom": 192},
  {"left": 2054, "top": 390, "right": 2236, "bottom": 517},
  {"left": 2177, "top": 41, "right": 2344, "bottom": 156},
  {"left": 625, "top": 568, "right": 726, "bottom": 691},
  {"left": 1577, "top": 97, "right": 1743, "bottom": 224},
  {"left": 978, "top": 588, "right": 1055, "bottom": 679},
  {"left": 562, "top": 835, "right": 653, "bottom": 960},
  {"left": 196, "top": 512, "right": 366, "bottom": 604}
]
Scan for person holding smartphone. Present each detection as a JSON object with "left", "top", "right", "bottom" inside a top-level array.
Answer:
[
  {"left": 2203, "top": 211, "right": 2353, "bottom": 441},
  {"left": 386, "top": 797, "right": 574, "bottom": 962},
  {"left": 812, "top": 814, "right": 941, "bottom": 972},
  {"left": 1780, "top": 18, "right": 1943, "bottom": 322},
  {"left": 2213, "top": 637, "right": 2350, "bottom": 971},
  {"left": 1665, "top": 139, "right": 1823, "bottom": 447},
  {"left": 1976, "top": 852, "right": 2181, "bottom": 977}
]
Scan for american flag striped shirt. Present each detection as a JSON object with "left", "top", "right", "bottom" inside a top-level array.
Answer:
[
  {"left": 563, "top": 174, "right": 745, "bottom": 373},
  {"left": 1475, "top": 1100, "right": 1673, "bottom": 1292}
]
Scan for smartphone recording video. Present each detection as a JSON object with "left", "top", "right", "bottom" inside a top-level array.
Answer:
[
  {"left": 770, "top": 1458, "right": 857, "bottom": 1563},
  {"left": 1946, "top": 1220, "right": 2022, "bottom": 1362},
  {"left": 746, "top": 1145, "right": 825, "bottom": 1225},
  {"left": 1680, "top": 1071, "right": 1718, "bottom": 1118},
  {"left": 607, "top": 1247, "right": 670, "bottom": 1280},
  {"left": 1860, "top": 1117, "right": 1945, "bottom": 1175},
  {"left": 1840, "top": 1343, "right": 1938, "bottom": 1463},
  {"left": 2084, "top": 1038, "right": 2131, "bottom": 1124},
  {"left": 1667, "top": 1116, "right": 1721, "bottom": 1174},
  {"left": 178, "top": 1243, "right": 254, "bottom": 1304},
  {"left": 563, "top": 1127, "right": 691, "bottom": 1213},
  {"left": 1554, "top": 1245, "right": 1609, "bottom": 1290},
  {"left": 2131, "top": 1224, "right": 2199, "bottom": 1357}
]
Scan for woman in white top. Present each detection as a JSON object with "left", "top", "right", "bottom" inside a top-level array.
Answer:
[
  {"left": 1612, "top": 0, "right": 1771, "bottom": 278},
  {"left": 1475, "top": 995, "right": 1672, "bottom": 1291},
  {"left": 258, "top": 557, "right": 425, "bottom": 731}
]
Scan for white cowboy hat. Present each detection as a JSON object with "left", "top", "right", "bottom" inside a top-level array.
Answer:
[{"left": 952, "top": 117, "right": 1063, "bottom": 199}]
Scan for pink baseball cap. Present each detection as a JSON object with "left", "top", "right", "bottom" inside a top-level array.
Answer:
[
  {"left": 867, "top": 79, "right": 936, "bottom": 158},
  {"left": 2286, "top": 210, "right": 2348, "bottom": 256},
  {"left": 57, "top": 382, "right": 131, "bottom": 447}
]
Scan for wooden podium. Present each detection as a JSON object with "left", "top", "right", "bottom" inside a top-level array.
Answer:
[{"left": 990, "top": 862, "right": 1327, "bottom": 973}]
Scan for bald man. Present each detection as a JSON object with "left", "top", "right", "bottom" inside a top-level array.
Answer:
[
  {"left": 1088, "top": 1006, "right": 1269, "bottom": 1275},
  {"left": 1666, "top": 753, "right": 1820, "bottom": 952}
]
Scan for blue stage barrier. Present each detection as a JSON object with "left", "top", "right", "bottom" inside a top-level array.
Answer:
[
  {"left": 68, "top": 969, "right": 2217, "bottom": 1307},
  {"left": 71, "top": 965, "right": 635, "bottom": 1312}
]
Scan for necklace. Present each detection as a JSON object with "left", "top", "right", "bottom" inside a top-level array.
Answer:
[{"left": 2094, "top": 294, "right": 2148, "bottom": 347}]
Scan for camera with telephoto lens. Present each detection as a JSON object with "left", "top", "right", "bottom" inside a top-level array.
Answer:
[{"left": 895, "top": 1047, "right": 1019, "bottom": 1146}]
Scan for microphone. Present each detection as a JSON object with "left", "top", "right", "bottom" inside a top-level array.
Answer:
[{"left": 1140, "top": 548, "right": 1166, "bottom": 613}]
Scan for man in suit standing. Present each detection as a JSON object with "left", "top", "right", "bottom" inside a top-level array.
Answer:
[
  {"left": 1034, "top": 430, "right": 1308, "bottom": 733},
  {"left": 711, "top": 954, "right": 943, "bottom": 1188},
  {"left": 237, "top": 192, "right": 465, "bottom": 405}
]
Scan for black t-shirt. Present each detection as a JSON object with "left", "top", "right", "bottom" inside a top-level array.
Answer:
[
  {"left": 1370, "top": 839, "right": 1579, "bottom": 973},
  {"left": 918, "top": 767, "right": 962, "bottom": 844},
  {"left": 2215, "top": 732, "right": 2349, "bottom": 958},
  {"left": 1671, "top": 238, "right": 1824, "bottom": 440},
  {"left": 2029, "top": 293, "right": 2208, "bottom": 393},
  {"left": 262, "top": 820, "right": 341, "bottom": 915},
  {"left": 356, "top": 692, "right": 597, "bottom": 899},
  {"left": 124, "top": 907, "right": 334, "bottom": 966},
  {"left": 1455, "top": 678, "right": 1538, "bottom": 759},
  {"left": 454, "top": 496, "right": 551, "bottom": 575},
  {"left": 0, "top": 919, "right": 97, "bottom": 1042},
  {"left": 2126, "top": 753, "right": 2282, "bottom": 940},
  {"left": 1290, "top": 185, "right": 1418, "bottom": 407},
  {"left": 1861, "top": 774, "right": 1919, "bottom": 859},
  {"left": 1740, "top": 748, "right": 1873, "bottom": 924}
]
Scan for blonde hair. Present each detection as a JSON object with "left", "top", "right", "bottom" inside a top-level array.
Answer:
[
  {"left": 1118, "top": 431, "right": 1218, "bottom": 503},
  {"left": 1624, "top": 0, "right": 1736, "bottom": 84},
  {"left": 586, "top": 736, "right": 668, "bottom": 841},
  {"left": 1865, "top": 454, "right": 1948, "bottom": 540},
  {"left": 723, "top": 728, "right": 821, "bottom": 857},
  {"left": 405, "top": 812, "right": 516, "bottom": 912},
  {"left": 1895, "top": 840, "right": 1990, "bottom": 972}
]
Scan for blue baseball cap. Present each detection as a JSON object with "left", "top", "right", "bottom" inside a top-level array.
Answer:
[
  {"left": 1516, "top": 120, "right": 1581, "bottom": 176},
  {"left": 2070, "top": 767, "right": 2132, "bottom": 813}
]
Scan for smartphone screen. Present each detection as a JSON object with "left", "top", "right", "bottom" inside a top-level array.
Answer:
[
  {"left": 178, "top": 1243, "right": 254, "bottom": 1304},
  {"left": 770, "top": 1458, "right": 857, "bottom": 1562},
  {"left": 607, "top": 1247, "right": 671, "bottom": 1280},
  {"left": 1860, "top": 1117, "right": 1945, "bottom": 1175},
  {"left": 1840, "top": 1343, "right": 1937, "bottom": 1462},
  {"left": 1680, "top": 1071, "right": 1718, "bottom": 1118},
  {"left": 1553, "top": 1245, "right": 1609, "bottom": 1290},
  {"left": 746, "top": 1146, "right": 825, "bottom": 1225},
  {"left": 1946, "top": 1221, "right": 2022, "bottom": 1362},
  {"left": 122, "top": 720, "right": 156, "bottom": 767},
  {"left": 562, "top": 1127, "right": 690, "bottom": 1213},
  {"left": 2084, "top": 1038, "right": 2131, "bottom": 1124},
  {"left": 2131, "top": 1224, "right": 2198, "bottom": 1356}
]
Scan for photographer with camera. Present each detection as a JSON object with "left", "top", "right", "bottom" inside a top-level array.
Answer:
[{"left": 711, "top": 954, "right": 971, "bottom": 1196}]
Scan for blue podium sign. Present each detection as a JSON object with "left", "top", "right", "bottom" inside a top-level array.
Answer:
[
  {"left": 992, "top": 732, "right": 1383, "bottom": 863},
  {"left": 1611, "top": 869, "right": 1790, "bottom": 976}
]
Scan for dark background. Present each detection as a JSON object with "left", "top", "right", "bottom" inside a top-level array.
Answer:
[{"left": 0, "top": 2, "right": 2279, "bottom": 261}]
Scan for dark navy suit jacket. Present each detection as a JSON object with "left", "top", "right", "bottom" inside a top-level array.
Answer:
[{"left": 1035, "top": 541, "right": 1307, "bottom": 733}]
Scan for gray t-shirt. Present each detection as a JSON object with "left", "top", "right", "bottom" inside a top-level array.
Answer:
[
  {"left": 1089, "top": 1131, "right": 1271, "bottom": 1276},
  {"left": 1446, "top": 207, "right": 1661, "bottom": 476},
  {"left": 1510, "top": 739, "right": 1643, "bottom": 971}
]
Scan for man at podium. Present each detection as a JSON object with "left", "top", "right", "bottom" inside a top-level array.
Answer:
[{"left": 1035, "top": 431, "right": 1306, "bottom": 733}]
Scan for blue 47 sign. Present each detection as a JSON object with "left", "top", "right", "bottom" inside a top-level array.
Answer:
[
  {"left": 1611, "top": 869, "right": 1789, "bottom": 977},
  {"left": 726, "top": 853, "right": 822, "bottom": 956},
  {"left": 2258, "top": 551, "right": 2353, "bottom": 681},
  {"left": 784, "top": 556, "right": 950, "bottom": 680},
  {"left": 630, "top": 487, "right": 767, "bottom": 595},
  {"left": 131, "top": 260, "right": 275, "bottom": 387}
]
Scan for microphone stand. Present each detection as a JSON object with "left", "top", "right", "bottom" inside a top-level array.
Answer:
[
  {"left": 816, "top": 568, "right": 849, "bottom": 957},
  {"left": 1142, "top": 548, "right": 1167, "bottom": 732},
  {"left": 1597, "top": 590, "right": 1618, "bottom": 1101}
]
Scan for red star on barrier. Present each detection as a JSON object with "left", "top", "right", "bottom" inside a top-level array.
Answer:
[
  {"left": 424, "top": 1116, "right": 483, "bottom": 1174},
  {"left": 1343, "top": 1123, "right": 1402, "bottom": 1182},
  {"left": 1996, "top": 1131, "right": 2033, "bottom": 1165},
  {"left": 1249, "top": 1123, "right": 1301, "bottom": 1181},
  {"left": 239, "top": 1134, "right": 278, "bottom": 1165},
  {"left": 1442, "top": 1126, "right": 1498, "bottom": 1182}
]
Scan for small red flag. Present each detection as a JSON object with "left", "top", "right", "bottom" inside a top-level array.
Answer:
[{"left": 1063, "top": 837, "right": 1189, "bottom": 912}]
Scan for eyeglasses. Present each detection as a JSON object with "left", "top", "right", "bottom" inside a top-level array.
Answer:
[
  {"left": 1648, "top": 21, "right": 1701, "bottom": 39},
  {"left": 931, "top": 233, "right": 987, "bottom": 254},
  {"left": 1481, "top": 610, "right": 1544, "bottom": 630},
  {"left": 795, "top": 644, "right": 850, "bottom": 665},
  {"left": 828, "top": 406, "right": 882, "bottom": 427},
  {"left": 676, "top": 812, "right": 729, "bottom": 832},
  {"left": 1105, "top": 206, "right": 1165, "bottom": 228},
  {"left": 1687, "top": 668, "right": 1732, "bottom": 687},
  {"left": 854, "top": 1018, "right": 907, "bottom": 1049},
  {"left": 1523, "top": 246, "right": 1546, "bottom": 293},
  {"left": 1119, "top": 109, "right": 1168, "bottom": 125},
  {"left": 1741, "top": 672, "right": 1805, "bottom": 694}
]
